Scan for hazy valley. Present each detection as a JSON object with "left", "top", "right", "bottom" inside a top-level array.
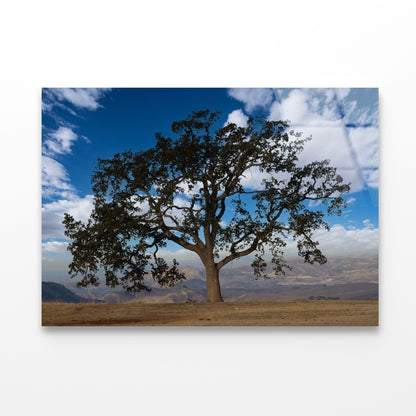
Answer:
[{"left": 43, "top": 255, "right": 378, "bottom": 304}]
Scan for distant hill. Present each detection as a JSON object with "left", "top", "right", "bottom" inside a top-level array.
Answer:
[
  {"left": 51, "top": 255, "right": 378, "bottom": 303},
  {"left": 217, "top": 255, "right": 378, "bottom": 288},
  {"left": 42, "top": 282, "right": 100, "bottom": 303},
  {"left": 100, "top": 286, "right": 206, "bottom": 304},
  {"left": 221, "top": 282, "right": 378, "bottom": 302},
  {"left": 93, "top": 282, "right": 378, "bottom": 303}
]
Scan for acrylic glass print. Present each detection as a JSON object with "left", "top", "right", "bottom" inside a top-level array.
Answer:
[{"left": 42, "top": 88, "right": 378, "bottom": 326}]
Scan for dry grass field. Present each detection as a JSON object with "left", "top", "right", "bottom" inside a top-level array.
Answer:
[{"left": 42, "top": 300, "right": 378, "bottom": 326}]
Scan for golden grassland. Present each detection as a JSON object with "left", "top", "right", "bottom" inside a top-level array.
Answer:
[{"left": 42, "top": 300, "right": 378, "bottom": 326}]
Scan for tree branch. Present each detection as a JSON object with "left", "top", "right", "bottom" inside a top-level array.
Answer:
[{"left": 217, "top": 237, "right": 260, "bottom": 270}]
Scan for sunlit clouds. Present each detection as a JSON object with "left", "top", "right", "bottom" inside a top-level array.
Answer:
[{"left": 227, "top": 88, "right": 378, "bottom": 193}]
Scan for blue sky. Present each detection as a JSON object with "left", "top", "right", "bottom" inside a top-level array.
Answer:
[{"left": 42, "top": 88, "right": 378, "bottom": 279}]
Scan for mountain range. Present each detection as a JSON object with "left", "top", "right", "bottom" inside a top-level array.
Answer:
[
  {"left": 42, "top": 281, "right": 99, "bottom": 303},
  {"left": 43, "top": 255, "right": 378, "bottom": 303}
]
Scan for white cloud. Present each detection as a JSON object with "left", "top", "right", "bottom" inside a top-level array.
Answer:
[
  {"left": 362, "top": 219, "right": 375, "bottom": 229},
  {"left": 177, "top": 180, "right": 203, "bottom": 198},
  {"left": 228, "top": 88, "right": 274, "bottom": 113},
  {"left": 239, "top": 166, "right": 266, "bottom": 190},
  {"left": 43, "top": 126, "right": 79, "bottom": 155},
  {"left": 173, "top": 196, "right": 192, "bottom": 208},
  {"left": 346, "top": 197, "right": 356, "bottom": 205},
  {"left": 270, "top": 89, "right": 324, "bottom": 124},
  {"left": 318, "top": 223, "right": 378, "bottom": 254},
  {"left": 44, "top": 88, "right": 111, "bottom": 112},
  {"left": 334, "top": 88, "right": 351, "bottom": 101},
  {"left": 225, "top": 109, "right": 249, "bottom": 127},
  {"left": 238, "top": 168, "right": 295, "bottom": 192},
  {"left": 42, "top": 194, "right": 94, "bottom": 239},
  {"left": 42, "top": 156, "right": 75, "bottom": 198},
  {"left": 268, "top": 89, "right": 378, "bottom": 193},
  {"left": 283, "top": 223, "right": 378, "bottom": 257},
  {"left": 57, "top": 88, "right": 108, "bottom": 110},
  {"left": 349, "top": 126, "right": 378, "bottom": 168},
  {"left": 364, "top": 169, "right": 378, "bottom": 188},
  {"left": 308, "top": 200, "right": 322, "bottom": 208},
  {"left": 42, "top": 241, "right": 69, "bottom": 254},
  {"left": 227, "top": 88, "right": 378, "bottom": 193}
]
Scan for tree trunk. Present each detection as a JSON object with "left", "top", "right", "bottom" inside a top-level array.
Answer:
[{"left": 205, "top": 262, "right": 223, "bottom": 303}]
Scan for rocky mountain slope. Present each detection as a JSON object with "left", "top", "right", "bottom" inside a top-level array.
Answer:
[{"left": 42, "top": 281, "right": 98, "bottom": 303}]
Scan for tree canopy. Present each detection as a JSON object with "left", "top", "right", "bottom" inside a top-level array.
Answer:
[{"left": 63, "top": 110, "right": 350, "bottom": 302}]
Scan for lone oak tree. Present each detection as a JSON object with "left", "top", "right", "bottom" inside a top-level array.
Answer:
[{"left": 63, "top": 110, "right": 350, "bottom": 303}]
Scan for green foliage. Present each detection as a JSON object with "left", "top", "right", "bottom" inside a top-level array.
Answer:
[{"left": 64, "top": 109, "right": 350, "bottom": 293}]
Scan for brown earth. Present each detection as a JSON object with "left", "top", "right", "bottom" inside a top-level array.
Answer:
[{"left": 42, "top": 300, "right": 378, "bottom": 326}]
